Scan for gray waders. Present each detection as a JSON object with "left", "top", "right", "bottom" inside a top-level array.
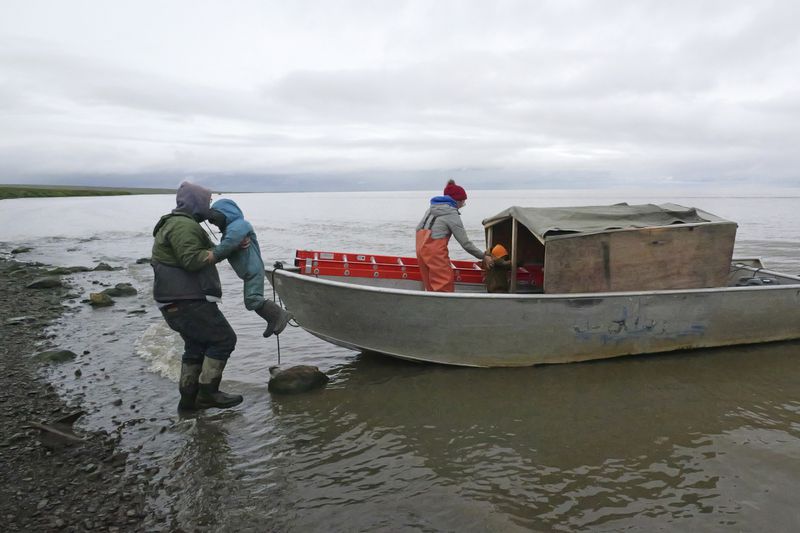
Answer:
[
  {"left": 195, "top": 358, "right": 243, "bottom": 409},
  {"left": 178, "top": 362, "right": 202, "bottom": 411},
  {"left": 178, "top": 359, "right": 243, "bottom": 410}
]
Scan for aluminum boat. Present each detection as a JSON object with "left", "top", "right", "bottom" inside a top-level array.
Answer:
[{"left": 268, "top": 203, "right": 800, "bottom": 367}]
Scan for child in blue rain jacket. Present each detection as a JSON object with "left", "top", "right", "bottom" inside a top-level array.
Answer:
[{"left": 208, "top": 199, "right": 292, "bottom": 337}]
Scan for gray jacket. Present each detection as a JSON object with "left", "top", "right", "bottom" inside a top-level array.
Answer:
[{"left": 416, "top": 202, "right": 485, "bottom": 259}]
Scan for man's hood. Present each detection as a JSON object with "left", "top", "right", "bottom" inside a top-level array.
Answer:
[
  {"left": 174, "top": 181, "right": 212, "bottom": 221},
  {"left": 210, "top": 198, "right": 244, "bottom": 225}
]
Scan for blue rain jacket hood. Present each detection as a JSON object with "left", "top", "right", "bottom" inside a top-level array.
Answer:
[
  {"left": 210, "top": 199, "right": 260, "bottom": 261},
  {"left": 212, "top": 199, "right": 248, "bottom": 231},
  {"left": 430, "top": 195, "right": 458, "bottom": 208},
  {"left": 210, "top": 199, "right": 266, "bottom": 310}
]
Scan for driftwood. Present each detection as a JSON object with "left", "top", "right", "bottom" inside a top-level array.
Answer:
[
  {"left": 25, "top": 421, "right": 84, "bottom": 444},
  {"left": 52, "top": 410, "right": 85, "bottom": 426}
]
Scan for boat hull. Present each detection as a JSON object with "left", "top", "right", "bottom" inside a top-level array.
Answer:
[{"left": 269, "top": 267, "right": 800, "bottom": 367}]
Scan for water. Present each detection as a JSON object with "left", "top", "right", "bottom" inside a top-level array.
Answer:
[{"left": 2, "top": 190, "right": 799, "bottom": 531}]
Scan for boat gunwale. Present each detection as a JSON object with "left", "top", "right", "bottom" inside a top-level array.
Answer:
[{"left": 267, "top": 264, "right": 800, "bottom": 300}]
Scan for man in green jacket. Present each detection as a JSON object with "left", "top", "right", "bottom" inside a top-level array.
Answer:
[{"left": 151, "top": 181, "right": 242, "bottom": 411}]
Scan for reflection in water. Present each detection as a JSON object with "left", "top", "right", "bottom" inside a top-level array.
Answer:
[
  {"left": 169, "top": 341, "right": 800, "bottom": 532},
  {"left": 163, "top": 413, "right": 239, "bottom": 530}
]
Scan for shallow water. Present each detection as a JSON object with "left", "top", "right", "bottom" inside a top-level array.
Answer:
[{"left": 2, "top": 190, "right": 799, "bottom": 531}]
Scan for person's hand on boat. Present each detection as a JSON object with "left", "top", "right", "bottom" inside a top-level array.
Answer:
[
  {"left": 482, "top": 253, "right": 495, "bottom": 269},
  {"left": 239, "top": 236, "right": 251, "bottom": 249}
]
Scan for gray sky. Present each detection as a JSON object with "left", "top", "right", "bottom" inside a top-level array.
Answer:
[{"left": 1, "top": 0, "right": 799, "bottom": 191}]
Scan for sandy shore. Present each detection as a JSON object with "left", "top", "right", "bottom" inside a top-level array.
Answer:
[{"left": 0, "top": 258, "right": 167, "bottom": 532}]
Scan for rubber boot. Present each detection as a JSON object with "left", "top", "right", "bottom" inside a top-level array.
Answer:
[
  {"left": 255, "top": 300, "right": 293, "bottom": 338},
  {"left": 195, "top": 358, "right": 243, "bottom": 409},
  {"left": 177, "top": 362, "right": 202, "bottom": 411}
]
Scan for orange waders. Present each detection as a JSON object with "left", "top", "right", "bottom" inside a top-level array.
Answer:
[{"left": 415, "top": 229, "right": 454, "bottom": 292}]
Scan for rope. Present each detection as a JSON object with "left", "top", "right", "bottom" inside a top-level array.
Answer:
[
  {"left": 730, "top": 263, "right": 783, "bottom": 286},
  {"left": 269, "top": 260, "right": 300, "bottom": 367},
  {"left": 730, "top": 263, "right": 763, "bottom": 279},
  {"left": 271, "top": 261, "right": 280, "bottom": 302},
  {"left": 203, "top": 221, "right": 219, "bottom": 242},
  {"left": 270, "top": 261, "right": 299, "bottom": 328}
]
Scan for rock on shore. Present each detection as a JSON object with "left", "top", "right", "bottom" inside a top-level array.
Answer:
[
  {"left": 26, "top": 277, "right": 64, "bottom": 289},
  {"left": 102, "top": 283, "right": 138, "bottom": 297},
  {"left": 0, "top": 258, "right": 168, "bottom": 531},
  {"left": 89, "top": 292, "right": 115, "bottom": 307},
  {"left": 34, "top": 349, "right": 78, "bottom": 364}
]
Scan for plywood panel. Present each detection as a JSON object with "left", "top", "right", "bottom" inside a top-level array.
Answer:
[
  {"left": 543, "top": 223, "right": 737, "bottom": 294},
  {"left": 486, "top": 220, "right": 545, "bottom": 264}
]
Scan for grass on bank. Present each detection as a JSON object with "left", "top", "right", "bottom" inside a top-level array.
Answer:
[{"left": 0, "top": 185, "right": 175, "bottom": 200}]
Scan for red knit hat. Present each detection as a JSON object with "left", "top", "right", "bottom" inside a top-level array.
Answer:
[{"left": 443, "top": 179, "right": 467, "bottom": 201}]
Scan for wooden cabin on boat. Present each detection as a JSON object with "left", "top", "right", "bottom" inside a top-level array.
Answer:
[{"left": 482, "top": 203, "right": 738, "bottom": 294}]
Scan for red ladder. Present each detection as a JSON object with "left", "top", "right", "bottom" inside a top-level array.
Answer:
[{"left": 295, "top": 249, "right": 543, "bottom": 286}]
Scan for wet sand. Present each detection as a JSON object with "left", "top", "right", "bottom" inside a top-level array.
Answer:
[{"left": 0, "top": 258, "right": 165, "bottom": 532}]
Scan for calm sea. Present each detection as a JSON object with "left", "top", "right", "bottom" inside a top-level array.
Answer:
[{"left": 1, "top": 190, "right": 799, "bottom": 531}]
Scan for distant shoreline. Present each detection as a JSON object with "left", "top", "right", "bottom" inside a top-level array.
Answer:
[
  {"left": 0, "top": 184, "right": 175, "bottom": 200},
  {"left": 3, "top": 183, "right": 800, "bottom": 200}
]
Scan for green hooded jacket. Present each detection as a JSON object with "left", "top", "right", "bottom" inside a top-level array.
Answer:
[
  {"left": 151, "top": 212, "right": 213, "bottom": 270},
  {"left": 151, "top": 182, "right": 222, "bottom": 302}
]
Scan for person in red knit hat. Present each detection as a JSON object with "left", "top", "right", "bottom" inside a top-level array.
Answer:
[
  {"left": 415, "top": 179, "right": 493, "bottom": 292},
  {"left": 443, "top": 180, "right": 467, "bottom": 202}
]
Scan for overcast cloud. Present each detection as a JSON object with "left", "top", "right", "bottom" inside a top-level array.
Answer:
[{"left": 1, "top": 0, "right": 799, "bottom": 191}]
